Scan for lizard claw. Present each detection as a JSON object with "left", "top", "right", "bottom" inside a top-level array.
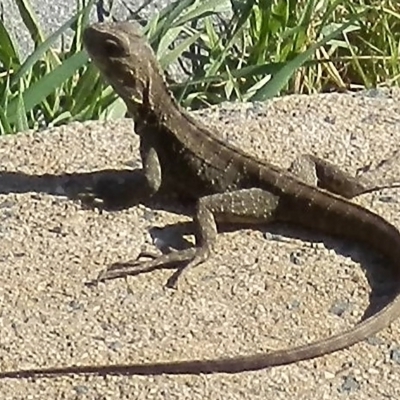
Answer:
[
  {"left": 96, "top": 248, "right": 198, "bottom": 283},
  {"left": 165, "top": 246, "right": 211, "bottom": 289},
  {"left": 96, "top": 253, "right": 158, "bottom": 282}
]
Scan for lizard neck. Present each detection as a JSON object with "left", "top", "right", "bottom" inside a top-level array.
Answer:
[
  {"left": 129, "top": 72, "right": 205, "bottom": 144},
  {"left": 124, "top": 71, "right": 181, "bottom": 124}
]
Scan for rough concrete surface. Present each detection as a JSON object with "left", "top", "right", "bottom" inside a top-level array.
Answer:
[{"left": 1, "top": 91, "right": 400, "bottom": 399}]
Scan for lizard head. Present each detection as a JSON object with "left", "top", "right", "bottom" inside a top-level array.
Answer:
[{"left": 83, "top": 21, "right": 167, "bottom": 109}]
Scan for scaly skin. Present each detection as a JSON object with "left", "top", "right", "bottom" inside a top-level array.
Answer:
[{"left": 1, "top": 21, "right": 399, "bottom": 379}]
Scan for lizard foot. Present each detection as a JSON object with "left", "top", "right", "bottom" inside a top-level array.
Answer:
[
  {"left": 97, "top": 245, "right": 211, "bottom": 289},
  {"left": 96, "top": 248, "right": 197, "bottom": 283}
]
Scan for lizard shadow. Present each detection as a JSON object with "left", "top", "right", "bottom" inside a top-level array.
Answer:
[
  {"left": 0, "top": 167, "right": 187, "bottom": 214},
  {"left": 0, "top": 167, "right": 397, "bottom": 332}
]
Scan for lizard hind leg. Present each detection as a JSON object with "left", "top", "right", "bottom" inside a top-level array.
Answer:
[
  {"left": 289, "top": 154, "right": 400, "bottom": 198},
  {"left": 97, "top": 188, "right": 280, "bottom": 289},
  {"left": 96, "top": 195, "right": 220, "bottom": 289},
  {"left": 164, "top": 188, "right": 281, "bottom": 288}
]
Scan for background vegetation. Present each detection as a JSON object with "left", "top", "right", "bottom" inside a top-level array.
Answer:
[{"left": 0, "top": 0, "right": 399, "bottom": 134}]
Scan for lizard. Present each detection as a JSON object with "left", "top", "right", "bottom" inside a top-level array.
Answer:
[{"left": 1, "top": 20, "right": 400, "bottom": 379}]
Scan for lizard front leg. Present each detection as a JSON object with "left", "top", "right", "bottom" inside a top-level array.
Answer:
[
  {"left": 81, "top": 132, "right": 164, "bottom": 209},
  {"left": 97, "top": 189, "right": 280, "bottom": 288}
]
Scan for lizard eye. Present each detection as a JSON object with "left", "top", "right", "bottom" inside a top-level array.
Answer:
[{"left": 103, "top": 39, "right": 126, "bottom": 57}]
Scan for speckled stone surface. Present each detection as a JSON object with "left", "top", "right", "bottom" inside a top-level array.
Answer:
[{"left": 1, "top": 91, "right": 400, "bottom": 399}]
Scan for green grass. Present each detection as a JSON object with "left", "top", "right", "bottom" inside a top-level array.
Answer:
[{"left": 0, "top": 0, "right": 399, "bottom": 134}]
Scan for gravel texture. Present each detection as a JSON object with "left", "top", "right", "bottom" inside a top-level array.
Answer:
[{"left": 1, "top": 91, "right": 400, "bottom": 399}]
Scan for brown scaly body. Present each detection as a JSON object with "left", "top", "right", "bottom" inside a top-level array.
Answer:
[{"left": 1, "top": 21, "right": 400, "bottom": 379}]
